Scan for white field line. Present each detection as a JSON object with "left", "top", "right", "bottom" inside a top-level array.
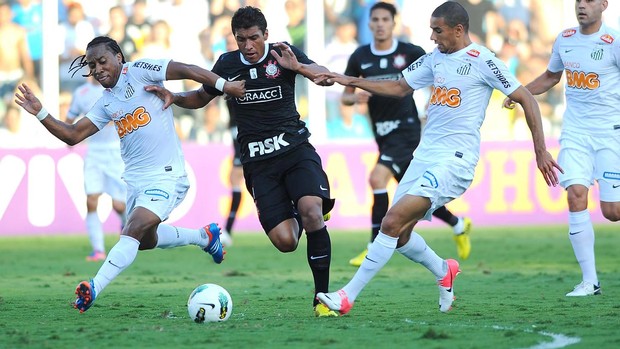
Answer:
[{"left": 403, "top": 320, "right": 581, "bottom": 349}]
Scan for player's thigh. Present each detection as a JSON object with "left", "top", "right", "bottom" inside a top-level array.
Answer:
[
  {"left": 244, "top": 162, "right": 294, "bottom": 233},
  {"left": 83, "top": 159, "right": 106, "bottom": 195},
  {"left": 558, "top": 133, "right": 595, "bottom": 189},
  {"left": 125, "top": 175, "right": 190, "bottom": 222},
  {"left": 393, "top": 158, "right": 473, "bottom": 221},
  {"left": 594, "top": 135, "right": 620, "bottom": 202}
]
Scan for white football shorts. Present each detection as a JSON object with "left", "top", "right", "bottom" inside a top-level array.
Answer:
[
  {"left": 83, "top": 148, "right": 126, "bottom": 201},
  {"left": 558, "top": 131, "right": 620, "bottom": 202},
  {"left": 393, "top": 157, "right": 474, "bottom": 221},
  {"left": 125, "top": 175, "right": 190, "bottom": 221}
]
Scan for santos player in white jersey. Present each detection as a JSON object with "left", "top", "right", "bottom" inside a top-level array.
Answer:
[
  {"left": 314, "top": 2, "right": 562, "bottom": 315},
  {"left": 504, "top": 0, "right": 620, "bottom": 297},
  {"left": 67, "top": 76, "right": 127, "bottom": 262},
  {"left": 14, "top": 36, "right": 246, "bottom": 313}
]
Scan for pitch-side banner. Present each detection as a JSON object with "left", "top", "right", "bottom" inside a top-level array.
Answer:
[{"left": 0, "top": 140, "right": 606, "bottom": 235}]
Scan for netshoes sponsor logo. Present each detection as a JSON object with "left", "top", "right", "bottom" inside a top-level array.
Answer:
[
  {"left": 485, "top": 60, "right": 512, "bottom": 88},
  {"left": 237, "top": 86, "right": 282, "bottom": 104}
]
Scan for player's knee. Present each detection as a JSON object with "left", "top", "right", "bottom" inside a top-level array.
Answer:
[
  {"left": 380, "top": 214, "right": 403, "bottom": 238},
  {"left": 601, "top": 205, "right": 620, "bottom": 222},
  {"left": 274, "top": 236, "right": 298, "bottom": 253}
]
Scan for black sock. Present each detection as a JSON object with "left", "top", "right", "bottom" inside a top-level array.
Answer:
[
  {"left": 225, "top": 190, "right": 242, "bottom": 234},
  {"left": 371, "top": 192, "right": 389, "bottom": 242},
  {"left": 306, "top": 226, "right": 331, "bottom": 306},
  {"left": 432, "top": 206, "right": 459, "bottom": 226}
]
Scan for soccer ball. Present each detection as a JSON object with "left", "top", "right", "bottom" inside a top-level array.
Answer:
[{"left": 187, "top": 283, "right": 233, "bottom": 323}]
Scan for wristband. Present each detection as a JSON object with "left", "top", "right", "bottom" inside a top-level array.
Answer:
[
  {"left": 215, "top": 77, "right": 226, "bottom": 92},
  {"left": 36, "top": 107, "right": 48, "bottom": 121}
]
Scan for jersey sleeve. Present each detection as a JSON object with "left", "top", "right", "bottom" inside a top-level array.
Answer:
[
  {"left": 547, "top": 34, "right": 564, "bottom": 73},
  {"left": 344, "top": 49, "right": 361, "bottom": 77},
  {"left": 203, "top": 55, "right": 225, "bottom": 96},
  {"left": 402, "top": 52, "right": 434, "bottom": 90},
  {"left": 288, "top": 43, "right": 314, "bottom": 65},
  {"left": 132, "top": 58, "right": 170, "bottom": 84},
  {"left": 85, "top": 98, "right": 110, "bottom": 131},
  {"left": 479, "top": 54, "right": 521, "bottom": 96}
]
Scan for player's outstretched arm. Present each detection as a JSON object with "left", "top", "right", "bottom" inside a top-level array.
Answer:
[
  {"left": 14, "top": 83, "right": 98, "bottom": 145},
  {"left": 503, "top": 70, "right": 562, "bottom": 109},
  {"left": 270, "top": 42, "right": 333, "bottom": 85},
  {"left": 165, "top": 61, "right": 245, "bottom": 98},
  {"left": 145, "top": 85, "right": 216, "bottom": 110},
  {"left": 315, "top": 72, "right": 412, "bottom": 98},
  {"left": 508, "top": 86, "right": 563, "bottom": 186}
]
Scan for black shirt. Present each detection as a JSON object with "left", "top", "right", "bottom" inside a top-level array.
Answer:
[
  {"left": 204, "top": 43, "right": 312, "bottom": 164},
  {"left": 344, "top": 41, "right": 425, "bottom": 142}
]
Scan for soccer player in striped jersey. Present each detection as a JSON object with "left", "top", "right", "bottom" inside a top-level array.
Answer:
[{"left": 315, "top": 1, "right": 562, "bottom": 315}]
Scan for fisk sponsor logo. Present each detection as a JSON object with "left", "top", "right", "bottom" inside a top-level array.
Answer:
[
  {"left": 115, "top": 106, "right": 152, "bottom": 138},
  {"left": 485, "top": 60, "right": 512, "bottom": 88},
  {"left": 248, "top": 133, "right": 290, "bottom": 157},
  {"left": 429, "top": 86, "right": 461, "bottom": 108},
  {"left": 237, "top": 86, "right": 282, "bottom": 104},
  {"left": 564, "top": 69, "right": 600, "bottom": 90}
]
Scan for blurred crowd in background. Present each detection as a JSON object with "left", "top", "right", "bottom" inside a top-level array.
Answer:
[{"left": 2, "top": 0, "right": 620, "bottom": 149}]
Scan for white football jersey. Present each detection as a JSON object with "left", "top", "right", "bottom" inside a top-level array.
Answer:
[
  {"left": 67, "top": 81, "right": 118, "bottom": 150},
  {"left": 548, "top": 24, "right": 620, "bottom": 136},
  {"left": 86, "top": 58, "right": 186, "bottom": 180},
  {"left": 403, "top": 43, "right": 520, "bottom": 167}
]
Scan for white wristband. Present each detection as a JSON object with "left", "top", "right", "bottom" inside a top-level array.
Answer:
[
  {"left": 215, "top": 77, "right": 226, "bottom": 92},
  {"left": 36, "top": 107, "right": 48, "bottom": 121}
]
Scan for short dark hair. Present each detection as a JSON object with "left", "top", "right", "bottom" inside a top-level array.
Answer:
[
  {"left": 69, "top": 36, "right": 126, "bottom": 78},
  {"left": 432, "top": 1, "right": 469, "bottom": 32},
  {"left": 370, "top": 2, "right": 397, "bottom": 19},
  {"left": 231, "top": 6, "right": 267, "bottom": 35}
]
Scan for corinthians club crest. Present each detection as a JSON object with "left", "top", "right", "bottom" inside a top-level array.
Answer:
[{"left": 264, "top": 60, "right": 281, "bottom": 79}]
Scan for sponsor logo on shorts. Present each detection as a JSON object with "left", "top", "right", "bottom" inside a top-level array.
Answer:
[
  {"left": 375, "top": 120, "right": 401, "bottom": 136},
  {"left": 145, "top": 188, "right": 170, "bottom": 199}
]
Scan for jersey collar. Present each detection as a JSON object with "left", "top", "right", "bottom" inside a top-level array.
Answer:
[
  {"left": 239, "top": 42, "right": 270, "bottom": 65},
  {"left": 370, "top": 39, "right": 398, "bottom": 56}
]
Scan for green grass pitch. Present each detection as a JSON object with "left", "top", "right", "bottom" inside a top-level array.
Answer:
[{"left": 1, "top": 224, "right": 618, "bottom": 349}]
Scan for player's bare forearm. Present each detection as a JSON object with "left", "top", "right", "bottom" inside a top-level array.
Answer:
[
  {"left": 174, "top": 89, "right": 213, "bottom": 109},
  {"left": 349, "top": 77, "right": 411, "bottom": 98},
  {"left": 524, "top": 70, "right": 562, "bottom": 96},
  {"left": 40, "top": 117, "right": 95, "bottom": 146},
  {"left": 297, "top": 63, "right": 330, "bottom": 81}
]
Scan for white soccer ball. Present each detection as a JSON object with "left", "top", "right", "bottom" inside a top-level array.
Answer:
[{"left": 187, "top": 283, "right": 233, "bottom": 323}]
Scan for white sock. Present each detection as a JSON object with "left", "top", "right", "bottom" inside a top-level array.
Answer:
[
  {"left": 568, "top": 210, "right": 597, "bottom": 285},
  {"left": 397, "top": 232, "right": 446, "bottom": 280},
  {"left": 155, "top": 224, "right": 207, "bottom": 249},
  {"left": 86, "top": 212, "right": 105, "bottom": 253},
  {"left": 342, "top": 232, "right": 398, "bottom": 302},
  {"left": 452, "top": 217, "right": 464, "bottom": 235},
  {"left": 92, "top": 235, "right": 139, "bottom": 295}
]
